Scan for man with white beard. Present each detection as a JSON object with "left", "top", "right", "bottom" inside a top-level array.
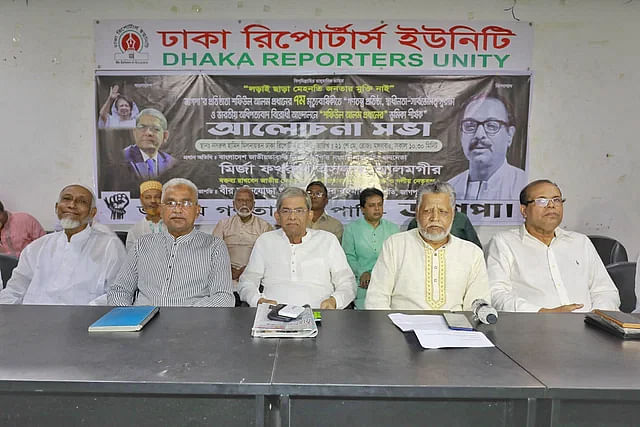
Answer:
[
  {"left": 213, "top": 186, "right": 273, "bottom": 288},
  {"left": 0, "top": 184, "right": 126, "bottom": 304},
  {"left": 365, "top": 181, "right": 489, "bottom": 310}
]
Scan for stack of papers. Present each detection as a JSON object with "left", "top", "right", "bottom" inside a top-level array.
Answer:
[
  {"left": 388, "top": 313, "right": 494, "bottom": 349},
  {"left": 251, "top": 303, "right": 318, "bottom": 338}
]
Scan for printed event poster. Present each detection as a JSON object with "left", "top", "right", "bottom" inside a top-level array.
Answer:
[
  {"left": 94, "top": 20, "right": 533, "bottom": 226},
  {"left": 95, "top": 74, "right": 531, "bottom": 226}
]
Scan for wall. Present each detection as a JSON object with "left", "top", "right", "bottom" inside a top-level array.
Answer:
[{"left": 0, "top": 0, "right": 638, "bottom": 258}]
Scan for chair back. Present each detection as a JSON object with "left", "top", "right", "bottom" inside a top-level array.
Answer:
[
  {"left": 0, "top": 254, "right": 19, "bottom": 289},
  {"left": 588, "top": 235, "right": 628, "bottom": 266},
  {"left": 606, "top": 261, "right": 637, "bottom": 313}
]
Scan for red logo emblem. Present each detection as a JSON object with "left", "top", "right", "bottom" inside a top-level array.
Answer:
[
  {"left": 120, "top": 31, "right": 142, "bottom": 52},
  {"left": 112, "top": 24, "right": 149, "bottom": 65}
]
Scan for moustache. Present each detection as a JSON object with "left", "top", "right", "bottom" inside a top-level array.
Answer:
[
  {"left": 425, "top": 223, "right": 444, "bottom": 229},
  {"left": 469, "top": 138, "right": 493, "bottom": 151}
]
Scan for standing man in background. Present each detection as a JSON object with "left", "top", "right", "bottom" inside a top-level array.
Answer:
[
  {"left": 342, "top": 188, "right": 399, "bottom": 309},
  {"left": 125, "top": 180, "right": 166, "bottom": 251},
  {"left": 213, "top": 186, "right": 273, "bottom": 291},
  {"left": 306, "top": 181, "right": 343, "bottom": 243}
]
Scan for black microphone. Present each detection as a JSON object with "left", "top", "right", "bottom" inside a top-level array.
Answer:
[{"left": 472, "top": 299, "right": 498, "bottom": 324}]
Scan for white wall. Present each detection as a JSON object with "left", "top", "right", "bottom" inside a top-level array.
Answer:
[{"left": 1, "top": 0, "right": 638, "bottom": 258}]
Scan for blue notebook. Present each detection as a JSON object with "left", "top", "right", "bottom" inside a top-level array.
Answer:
[{"left": 88, "top": 306, "right": 159, "bottom": 332}]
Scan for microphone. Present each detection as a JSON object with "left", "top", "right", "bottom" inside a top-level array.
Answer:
[{"left": 472, "top": 299, "right": 498, "bottom": 325}]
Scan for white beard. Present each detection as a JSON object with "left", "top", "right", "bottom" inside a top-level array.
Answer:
[
  {"left": 418, "top": 221, "right": 453, "bottom": 243},
  {"left": 60, "top": 218, "right": 82, "bottom": 229},
  {"left": 236, "top": 209, "right": 252, "bottom": 218}
]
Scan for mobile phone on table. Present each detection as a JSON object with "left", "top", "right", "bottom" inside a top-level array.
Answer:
[
  {"left": 443, "top": 313, "right": 474, "bottom": 331},
  {"left": 278, "top": 305, "right": 305, "bottom": 318},
  {"left": 267, "top": 304, "right": 304, "bottom": 322}
]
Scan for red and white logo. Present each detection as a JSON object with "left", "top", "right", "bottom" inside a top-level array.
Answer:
[
  {"left": 120, "top": 31, "right": 142, "bottom": 52},
  {"left": 113, "top": 24, "right": 149, "bottom": 64}
]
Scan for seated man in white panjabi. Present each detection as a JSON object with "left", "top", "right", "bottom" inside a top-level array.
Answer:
[
  {"left": 365, "top": 181, "right": 489, "bottom": 310},
  {"left": 239, "top": 187, "right": 355, "bottom": 309},
  {"left": 0, "top": 184, "right": 126, "bottom": 305}
]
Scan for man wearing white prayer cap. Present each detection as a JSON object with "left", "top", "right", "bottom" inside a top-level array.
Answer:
[{"left": 0, "top": 184, "right": 127, "bottom": 305}]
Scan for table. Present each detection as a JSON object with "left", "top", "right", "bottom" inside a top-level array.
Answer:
[
  {"left": 0, "top": 305, "right": 277, "bottom": 426},
  {"left": 271, "top": 309, "right": 543, "bottom": 427},
  {"left": 1, "top": 307, "right": 639, "bottom": 427},
  {"left": 483, "top": 312, "right": 640, "bottom": 427}
]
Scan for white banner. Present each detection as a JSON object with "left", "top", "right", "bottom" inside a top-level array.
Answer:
[{"left": 95, "top": 19, "right": 533, "bottom": 73}]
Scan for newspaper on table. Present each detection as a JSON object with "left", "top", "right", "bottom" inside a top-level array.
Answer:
[
  {"left": 251, "top": 303, "right": 318, "bottom": 338},
  {"left": 388, "top": 313, "right": 494, "bottom": 349}
]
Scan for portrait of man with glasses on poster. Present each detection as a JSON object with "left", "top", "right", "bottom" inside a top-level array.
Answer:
[
  {"left": 448, "top": 93, "right": 527, "bottom": 201},
  {"left": 123, "top": 108, "right": 177, "bottom": 181}
]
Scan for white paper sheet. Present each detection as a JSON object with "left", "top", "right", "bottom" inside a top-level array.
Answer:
[
  {"left": 414, "top": 330, "right": 494, "bottom": 349},
  {"left": 388, "top": 313, "right": 495, "bottom": 349},
  {"left": 387, "top": 313, "right": 449, "bottom": 332}
]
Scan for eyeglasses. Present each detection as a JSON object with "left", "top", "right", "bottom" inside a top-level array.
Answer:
[
  {"left": 524, "top": 197, "right": 566, "bottom": 207},
  {"left": 279, "top": 208, "right": 308, "bottom": 216},
  {"left": 60, "top": 195, "right": 90, "bottom": 207},
  {"left": 136, "top": 124, "right": 163, "bottom": 133},
  {"left": 162, "top": 200, "right": 196, "bottom": 209},
  {"left": 306, "top": 191, "right": 325, "bottom": 198},
  {"left": 461, "top": 119, "right": 509, "bottom": 136}
]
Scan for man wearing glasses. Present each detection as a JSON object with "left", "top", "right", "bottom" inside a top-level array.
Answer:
[
  {"left": 108, "top": 178, "right": 235, "bottom": 307},
  {"left": 238, "top": 187, "right": 355, "bottom": 309},
  {"left": 306, "top": 181, "right": 344, "bottom": 243},
  {"left": 122, "top": 108, "right": 177, "bottom": 181},
  {"left": 486, "top": 179, "right": 620, "bottom": 312},
  {"left": 0, "top": 184, "right": 126, "bottom": 304},
  {"left": 448, "top": 94, "right": 526, "bottom": 200}
]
